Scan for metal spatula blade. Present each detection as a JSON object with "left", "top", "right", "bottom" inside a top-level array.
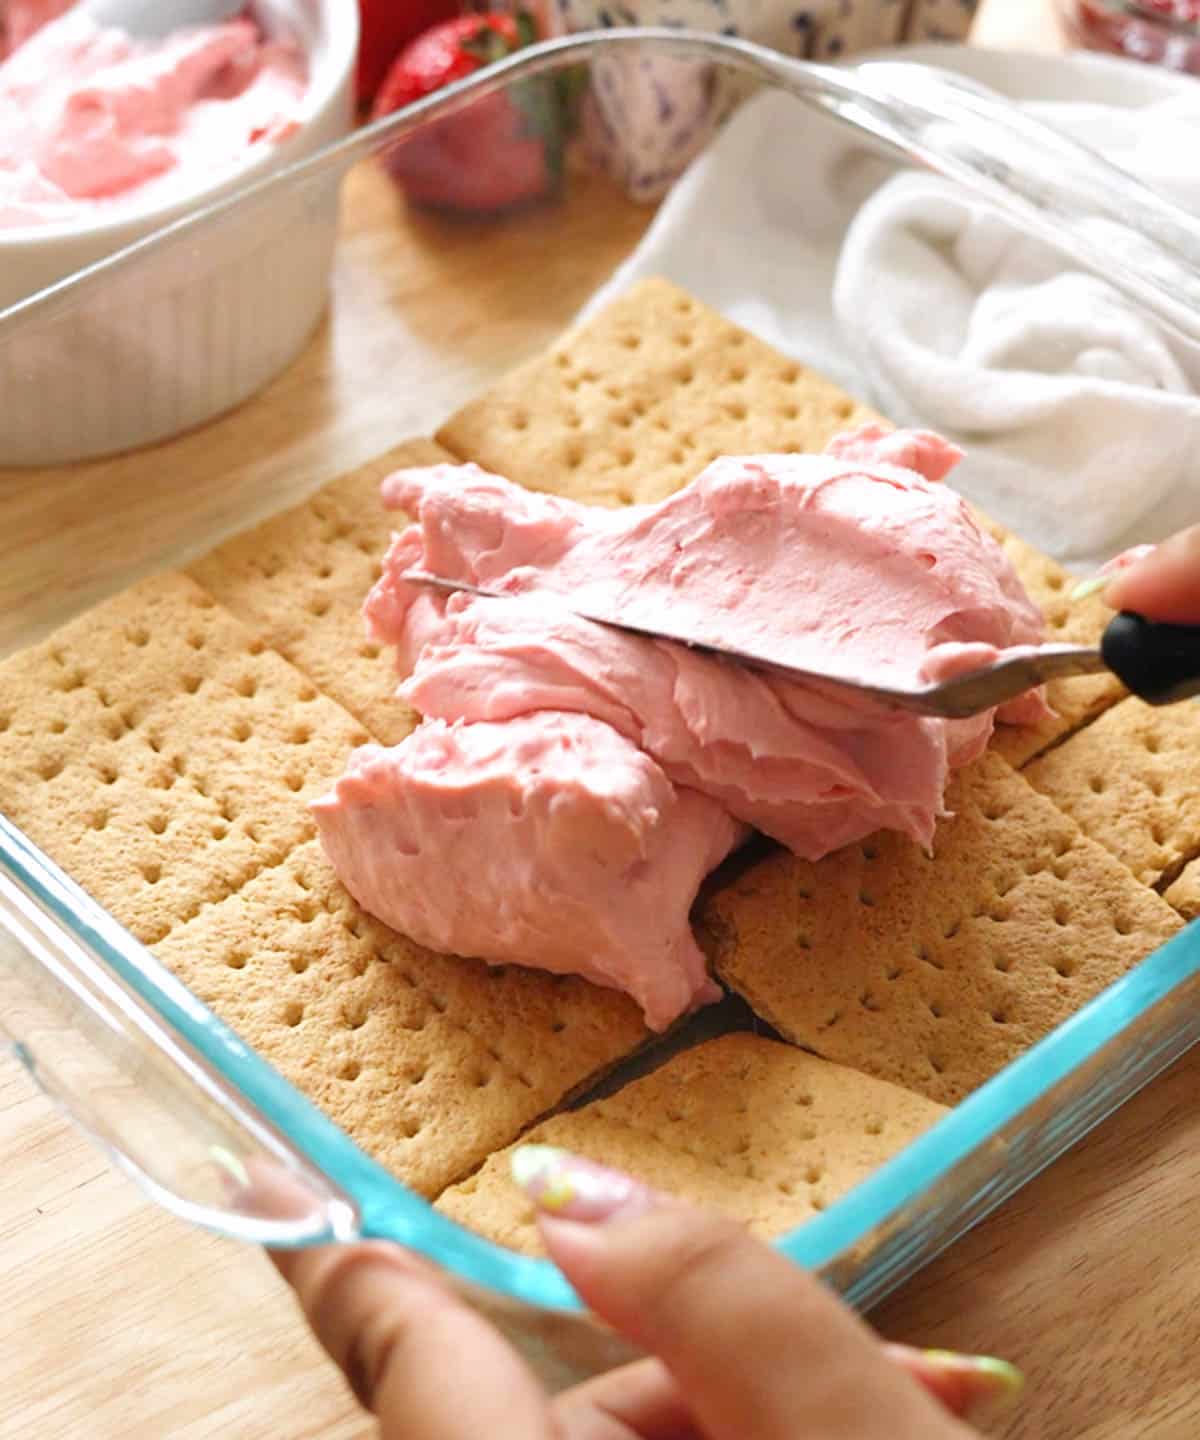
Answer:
[{"left": 399, "top": 572, "right": 1129, "bottom": 719}]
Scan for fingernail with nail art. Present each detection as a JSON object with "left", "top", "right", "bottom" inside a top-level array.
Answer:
[
  {"left": 911, "top": 1348, "right": 1025, "bottom": 1425},
  {"left": 1072, "top": 543, "right": 1159, "bottom": 604},
  {"left": 510, "top": 1145, "right": 656, "bottom": 1224},
  {"left": 210, "top": 1144, "right": 251, "bottom": 1191},
  {"left": 1070, "top": 574, "right": 1110, "bottom": 602}
]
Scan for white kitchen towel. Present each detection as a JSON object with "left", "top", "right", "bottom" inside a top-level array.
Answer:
[{"left": 582, "top": 46, "right": 1200, "bottom": 570}]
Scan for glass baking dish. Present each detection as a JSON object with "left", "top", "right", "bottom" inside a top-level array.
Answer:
[{"left": 3, "top": 28, "right": 1200, "bottom": 1387}]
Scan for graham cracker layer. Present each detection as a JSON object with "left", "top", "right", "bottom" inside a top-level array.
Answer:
[
  {"left": 438, "top": 276, "right": 879, "bottom": 507},
  {"left": 153, "top": 840, "right": 645, "bottom": 1196},
  {"left": 0, "top": 572, "right": 369, "bottom": 948},
  {"left": 701, "top": 753, "right": 1182, "bottom": 1106},
  {"left": 190, "top": 438, "right": 452, "bottom": 747},
  {"left": 0, "top": 568, "right": 645, "bottom": 1197},
  {"left": 0, "top": 279, "right": 1176, "bottom": 1235},
  {"left": 437, "top": 1032, "right": 946, "bottom": 1250},
  {"left": 1024, "top": 697, "right": 1200, "bottom": 888}
]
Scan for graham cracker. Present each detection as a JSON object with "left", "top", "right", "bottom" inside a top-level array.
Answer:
[
  {"left": 0, "top": 572, "right": 370, "bottom": 947},
  {"left": 702, "top": 752, "right": 1183, "bottom": 1106},
  {"left": 437, "top": 276, "right": 878, "bottom": 507},
  {"left": 153, "top": 840, "right": 646, "bottom": 1197},
  {"left": 1023, "top": 698, "right": 1200, "bottom": 888},
  {"left": 0, "top": 557, "right": 646, "bottom": 1196},
  {"left": 973, "top": 520, "right": 1127, "bottom": 768},
  {"left": 189, "top": 438, "right": 452, "bottom": 747},
  {"left": 436, "top": 1032, "right": 946, "bottom": 1252},
  {"left": 1165, "top": 860, "right": 1200, "bottom": 921},
  {"left": 439, "top": 276, "right": 1123, "bottom": 764}
]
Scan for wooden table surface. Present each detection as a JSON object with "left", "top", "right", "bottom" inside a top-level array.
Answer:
[{"left": 8, "top": 3, "right": 1199, "bottom": 1437}]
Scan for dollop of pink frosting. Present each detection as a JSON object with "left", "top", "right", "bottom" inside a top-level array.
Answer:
[
  {"left": 312, "top": 426, "right": 1051, "bottom": 1030},
  {"left": 312, "top": 716, "right": 742, "bottom": 1032},
  {"left": 0, "top": 4, "right": 306, "bottom": 228}
]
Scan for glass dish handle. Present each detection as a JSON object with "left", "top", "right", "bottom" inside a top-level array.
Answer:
[{"left": 0, "top": 821, "right": 360, "bottom": 1250}]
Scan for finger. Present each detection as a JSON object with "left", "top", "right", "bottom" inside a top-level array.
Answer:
[
  {"left": 556, "top": 1356, "right": 695, "bottom": 1440},
  {"left": 270, "top": 1242, "right": 556, "bottom": 1440},
  {"left": 884, "top": 1345, "right": 1025, "bottom": 1428},
  {"left": 547, "top": 1209, "right": 972, "bottom": 1440},
  {"left": 512, "top": 1147, "right": 984, "bottom": 1440},
  {"left": 560, "top": 1339, "right": 1023, "bottom": 1436},
  {"left": 1103, "top": 526, "right": 1200, "bottom": 624}
]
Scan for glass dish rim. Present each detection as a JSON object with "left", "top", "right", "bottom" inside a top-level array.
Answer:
[
  {"left": 6, "top": 26, "right": 1200, "bottom": 355},
  {"left": 4, "top": 805, "right": 1197, "bottom": 1315},
  {"left": 4, "top": 23, "right": 1200, "bottom": 1317}
]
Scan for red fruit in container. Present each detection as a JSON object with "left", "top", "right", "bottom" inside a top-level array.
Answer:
[
  {"left": 1064, "top": 0, "right": 1200, "bottom": 72},
  {"left": 370, "top": 11, "right": 565, "bottom": 215},
  {"left": 1136, "top": 0, "right": 1200, "bottom": 18},
  {"left": 356, "top": 0, "right": 462, "bottom": 107}
]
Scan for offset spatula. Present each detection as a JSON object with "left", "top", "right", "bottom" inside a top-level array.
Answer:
[{"left": 402, "top": 571, "right": 1200, "bottom": 720}]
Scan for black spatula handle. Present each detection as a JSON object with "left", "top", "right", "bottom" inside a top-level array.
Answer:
[{"left": 1101, "top": 612, "right": 1200, "bottom": 705}]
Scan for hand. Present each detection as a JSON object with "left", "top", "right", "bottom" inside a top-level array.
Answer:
[
  {"left": 1102, "top": 524, "right": 1200, "bottom": 625},
  {"left": 269, "top": 1146, "right": 1023, "bottom": 1439}
]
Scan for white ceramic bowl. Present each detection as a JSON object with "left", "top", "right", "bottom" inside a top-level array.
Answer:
[{"left": 0, "top": 0, "right": 358, "bottom": 466}]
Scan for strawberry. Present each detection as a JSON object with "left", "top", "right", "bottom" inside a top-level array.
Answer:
[
  {"left": 355, "top": 0, "right": 463, "bottom": 108},
  {"left": 1071, "top": 0, "right": 1200, "bottom": 69},
  {"left": 371, "top": 11, "right": 566, "bottom": 215},
  {"left": 1136, "top": 0, "right": 1200, "bottom": 20}
]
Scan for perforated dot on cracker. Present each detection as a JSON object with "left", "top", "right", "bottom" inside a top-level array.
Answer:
[{"left": 1167, "top": 858, "right": 1200, "bottom": 921}]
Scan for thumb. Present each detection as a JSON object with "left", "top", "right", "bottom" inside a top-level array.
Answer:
[
  {"left": 1102, "top": 525, "right": 1200, "bottom": 624},
  {"left": 513, "top": 1146, "right": 989, "bottom": 1440},
  {"left": 269, "top": 1241, "right": 557, "bottom": 1440}
]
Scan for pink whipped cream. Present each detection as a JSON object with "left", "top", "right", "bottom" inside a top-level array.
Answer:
[
  {"left": 0, "top": 3, "right": 306, "bottom": 228},
  {"left": 314, "top": 716, "right": 742, "bottom": 1031},
  {"left": 313, "top": 426, "right": 1050, "bottom": 1030}
]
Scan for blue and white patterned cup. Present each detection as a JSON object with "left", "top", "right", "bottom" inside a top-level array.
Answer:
[{"left": 555, "top": 0, "right": 979, "bottom": 199}]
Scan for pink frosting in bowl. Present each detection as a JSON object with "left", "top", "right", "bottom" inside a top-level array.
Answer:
[
  {"left": 0, "top": 0, "right": 356, "bottom": 466},
  {"left": 0, "top": 2, "right": 307, "bottom": 230}
]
